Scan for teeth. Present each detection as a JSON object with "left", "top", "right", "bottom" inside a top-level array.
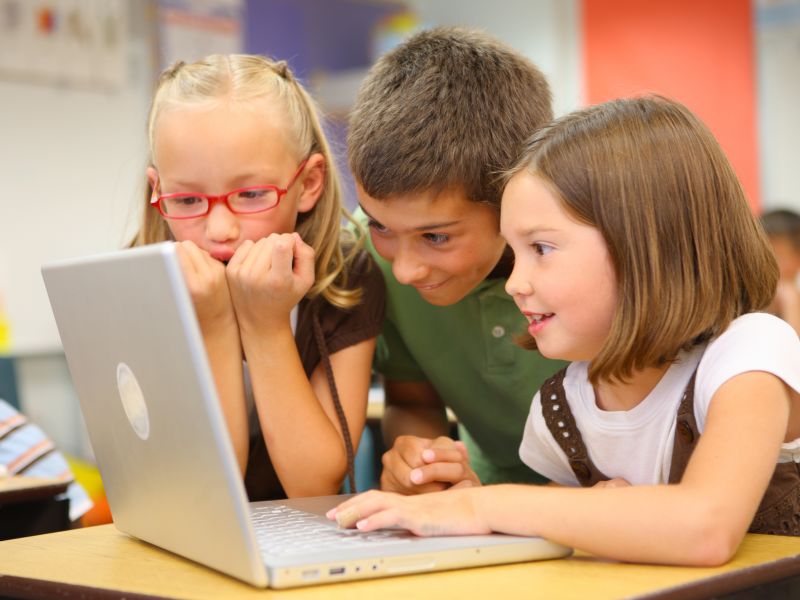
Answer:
[{"left": 532, "top": 315, "right": 543, "bottom": 323}]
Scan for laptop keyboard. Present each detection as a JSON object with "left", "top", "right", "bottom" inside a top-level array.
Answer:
[{"left": 251, "top": 505, "right": 413, "bottom": 557}]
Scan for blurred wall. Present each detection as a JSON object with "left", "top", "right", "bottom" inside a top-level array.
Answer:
[
  {"left": 757, "top": 1, "right": 800, "bottom": 211},
  {"left": 582, "top": 0, "right": 760, "bottom": 209},
  {"left": 408, "top": 0, "right": 582, "bottom": 118}
]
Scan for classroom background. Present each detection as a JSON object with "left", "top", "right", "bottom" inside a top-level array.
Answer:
[{"left": 1, "top": 0, "right": 799, "bottom": 515}]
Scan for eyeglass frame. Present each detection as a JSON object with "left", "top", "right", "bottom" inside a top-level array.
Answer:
[{"left": 150, "top": 159, "right": 309, "bottom": 220}]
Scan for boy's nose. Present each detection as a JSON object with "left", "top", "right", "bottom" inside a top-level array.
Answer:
[{"left": 391, "top": 247, "right": 428, "bottom": 285}]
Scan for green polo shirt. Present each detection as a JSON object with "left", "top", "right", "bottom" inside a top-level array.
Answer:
[{"left": 360, "top": 216, "right": 567, "bottom": 485}]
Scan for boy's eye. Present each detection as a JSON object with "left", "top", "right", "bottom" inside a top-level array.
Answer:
[
  {"left": 423, "top": 232, "right": 450, "bottom": 245},
  {"left": 367, "top": 219, "right": 389, "bottom": 234}
]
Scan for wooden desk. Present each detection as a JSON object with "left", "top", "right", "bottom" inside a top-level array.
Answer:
[{"left": 0, "top": 526, "right": 799, "bottom": 599}]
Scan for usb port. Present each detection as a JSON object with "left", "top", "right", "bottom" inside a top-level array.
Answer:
[{"left": 329, "top": 566, "right": 346, "bottom": 576}]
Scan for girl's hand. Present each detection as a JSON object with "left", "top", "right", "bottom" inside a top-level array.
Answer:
[
  {"left": 326, "top": 488, "right": 491, "bottom": 537},
  {"left": 226, "top": 233, "right": 315, "bottom": 332},
  {"left": 593, "top": 478, "right": 630, "bottom": 489},
  {"left": 174, "top": 241, "right": 236, "bottom": 330}
]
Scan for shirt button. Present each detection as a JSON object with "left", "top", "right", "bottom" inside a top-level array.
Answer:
[{"left": 491, "top": 325, "right": 505, "bottom": 338}]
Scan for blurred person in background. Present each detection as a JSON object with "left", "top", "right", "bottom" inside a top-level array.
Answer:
[{"left": 761, "top": 209, "right": 800, "bottom": 335}]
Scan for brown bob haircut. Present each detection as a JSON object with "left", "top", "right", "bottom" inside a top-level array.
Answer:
[
  {"left": 506, "top": 96, "right": 778, "bottom": 383},
  {"left": 348, "top": 27, "right": 552, "bottom": 209}
]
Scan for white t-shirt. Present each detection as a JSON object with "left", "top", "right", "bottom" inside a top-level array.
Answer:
[{"left": 519, "top": 313, "right": 800, "bottom": 486}]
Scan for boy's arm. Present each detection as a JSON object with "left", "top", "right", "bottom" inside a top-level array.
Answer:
[
  {"left": 381, "top": 380, "right": 449, "bottom": 444},
  {"left": 380, "top": 380, "right": 480, "bottom": 494}
]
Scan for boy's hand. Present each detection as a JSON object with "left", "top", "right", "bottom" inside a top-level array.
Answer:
[
  {"left": 380, "top": 436, "right": 481, "bottom": 494},
  {"left": 326, "top": 488, "right": 491, "bottom": 536},
  {"left": 174, "top": 241, "right": 236, "bottom": 331},
  {"left": 226, "top": 232, "right": 315, "bottom": 333}
]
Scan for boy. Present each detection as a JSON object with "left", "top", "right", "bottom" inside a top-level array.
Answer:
[
  {"left": 348, "top": 27, "right": 566, "bottom": 493},
  {"left": 761, "top": 208, "right": 800, "bottom": 335}
]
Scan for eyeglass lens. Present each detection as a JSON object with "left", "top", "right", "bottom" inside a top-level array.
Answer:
[{"left": 161, "top": 188, "right": 280, "bottom": 218}]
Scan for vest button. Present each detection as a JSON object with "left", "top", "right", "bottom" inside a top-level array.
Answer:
[{"left": 677, "top": 420, "right": 694, "bottom": 444}]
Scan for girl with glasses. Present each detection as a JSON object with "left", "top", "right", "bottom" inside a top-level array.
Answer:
[{"left": 130, "top": 54, "right": 384, "bottom": 500}]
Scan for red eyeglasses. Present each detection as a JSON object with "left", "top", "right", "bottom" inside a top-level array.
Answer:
[{"left": 151, "top": 160, "right": 308, "bottom": 220}]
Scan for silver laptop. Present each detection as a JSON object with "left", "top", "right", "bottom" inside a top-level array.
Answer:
[{"left": 41, "top": 242, "right": 571, "bottom": 588}]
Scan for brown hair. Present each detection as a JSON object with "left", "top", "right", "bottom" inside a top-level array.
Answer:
[
  {"left": 348, "top": 27, "right": 552, "bottom": 209},
  {"left": 131, "top": 54, "right": 363, "bottom": 308},
  {"left": 507, "top": 96, "right": 778, "bottom": 383}
]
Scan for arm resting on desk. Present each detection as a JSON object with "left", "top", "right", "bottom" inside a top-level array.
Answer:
[{"left": 335, "top": 371, "right": 796, "bottom": 566}]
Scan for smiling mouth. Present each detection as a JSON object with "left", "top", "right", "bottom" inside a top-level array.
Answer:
[
  {"left": 530, "top": 313, "right": 553, "bottom": 324},
  {"left": 414, "top": 279, "right": 449, "bottom": 291}
]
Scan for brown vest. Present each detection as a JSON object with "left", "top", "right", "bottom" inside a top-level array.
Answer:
[{"left": 540, "top": 368, "right": 800, "bottom": 535}]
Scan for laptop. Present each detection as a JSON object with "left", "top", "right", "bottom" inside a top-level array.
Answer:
[{"left": 41, "top": 242, "right": 571, "bottom": 588}]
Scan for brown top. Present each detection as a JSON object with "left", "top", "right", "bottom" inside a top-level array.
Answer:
[
  {"left": 540, "top": 367, "right": 800, "bottom": 536},
  {"left": 243, "top": 250, "right": 385, "bottom": 501}
]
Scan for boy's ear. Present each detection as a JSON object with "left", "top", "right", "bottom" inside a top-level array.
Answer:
[{"left": 297, "top": 153, "right": 325, "bottom": 214}]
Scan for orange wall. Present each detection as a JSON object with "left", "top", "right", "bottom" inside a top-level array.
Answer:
[{"left": 582, "top": 0, "right": 760, "bottom": 209}]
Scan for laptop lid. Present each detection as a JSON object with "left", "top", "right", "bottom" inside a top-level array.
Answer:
[{"left": 42, "top": 242, "right": 268, "bottom": 586}]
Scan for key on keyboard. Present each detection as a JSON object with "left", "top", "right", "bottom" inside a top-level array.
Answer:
[{"left": 250, "top": 505, "right": 413, "bottom": 557}]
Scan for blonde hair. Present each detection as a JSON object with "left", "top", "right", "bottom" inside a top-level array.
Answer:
[
  {"left": 507, "top": 96, "right": 778, "bottom": 383},
  {"left": 131, "top": 54, "right": 363, "bottom": 308}
]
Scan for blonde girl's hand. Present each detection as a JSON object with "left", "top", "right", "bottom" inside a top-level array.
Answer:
[
  {"left": 174, "top": 241, "right": 236, "bottom": 331},
  {"left": 326, "top": 488, "right": 491, "bottom": 537},
  {"left": 225, "top": 232, "right": 315, "bottom": 332}
]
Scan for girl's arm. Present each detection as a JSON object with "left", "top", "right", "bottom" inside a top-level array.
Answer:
[
  {"left": 228, "top": 233, "right": 374, "bottom": 496},
  {"left": 248, "top": 332, "right": 374, "bottom": 496},
  {"left": 175, "top": 242, "right": 249, "bottom": 472},
  {"left": 330, "top": 370, "right": 795, "bottom": 566}
]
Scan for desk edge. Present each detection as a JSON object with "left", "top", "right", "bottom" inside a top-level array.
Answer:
[{"left": 636, "top": 553, "right": 800, "bottom": 600}]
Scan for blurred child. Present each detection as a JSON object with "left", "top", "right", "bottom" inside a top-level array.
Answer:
[
  {"left": 0, "top": 398, "right": 92, "bottom": 524},
  {"left": 329, "top": 97, "right": 800, "bottom": 566},
  {"left": 131, "top": 55, "right": 384, "bottom": 499},
  {"left": 761, "top": 209, "right": 800, "bottom": 334}
]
